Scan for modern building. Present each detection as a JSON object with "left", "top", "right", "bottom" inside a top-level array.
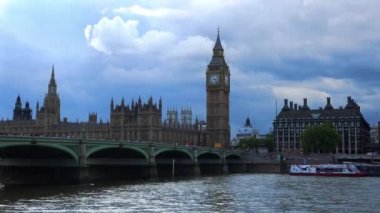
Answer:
[
  {"left": 0, "top": 32, "right": 231, "bottom": 148},
  {"left": 273, "top": 97, "right": 370, "bottom": 154}
]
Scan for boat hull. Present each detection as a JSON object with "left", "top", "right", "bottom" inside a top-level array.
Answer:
[
  {"left": 289, "top": 164, "right": 366, "bottom": 177},
  {"left": 290, "top": 172, "right": 366, "bottom": 177}
]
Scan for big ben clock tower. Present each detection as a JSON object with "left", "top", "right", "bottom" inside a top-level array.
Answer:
[{"left": 206, "top": 30, "right": 230, "bottom": 148}]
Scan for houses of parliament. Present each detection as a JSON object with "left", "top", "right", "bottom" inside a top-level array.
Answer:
[{"left": 0, "top": 32, "right": 231, "bottom": 148}]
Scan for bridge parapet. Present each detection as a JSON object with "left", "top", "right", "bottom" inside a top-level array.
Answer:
[
  {"left": 0, "top": 136, "right": 246, "bottom": 184},
  {"left": 0, "top": 136, "right": 243, "bottom": 167}
]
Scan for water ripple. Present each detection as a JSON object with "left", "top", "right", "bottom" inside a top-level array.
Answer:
[{"left": 0, "top": 175, "right": 379, "bottom": 212}]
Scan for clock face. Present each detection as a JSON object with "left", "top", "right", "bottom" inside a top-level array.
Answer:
[
  {"left": 209, "top": 74, "right": 219, "bottom": 85},
  {"left": 224, "top": 76, "right": 229, "bottom": 84}
]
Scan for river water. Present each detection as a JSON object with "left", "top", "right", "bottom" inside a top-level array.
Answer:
[{"left": 0, "top": 174, "right": 379, "bottom": 212}]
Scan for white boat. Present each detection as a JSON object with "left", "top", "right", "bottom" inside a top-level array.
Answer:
[{"left": 290, "top": 163, "right": 366, "bottom": 177}]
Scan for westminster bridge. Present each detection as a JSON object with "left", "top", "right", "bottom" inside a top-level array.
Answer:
[{"left": 0, "top": 136, "right": 245, "bottom": 185}]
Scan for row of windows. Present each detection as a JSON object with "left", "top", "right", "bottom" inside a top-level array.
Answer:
[
  {"left": 275, "top": 136, "right": 361, "bottom": 141},
  {"left": 276, "top": 116, "right": 360, "bottom": 121},
  {"left": 275, "top": 127, "right": 361, "bottom": 133},
  {"left": 275, "top": 128, "right": 361, "bottom": 134},
  {"left": 274, "top": 121, "right": 361, "bottom": 128}
]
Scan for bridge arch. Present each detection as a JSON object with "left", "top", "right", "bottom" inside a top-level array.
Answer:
[
  {"left": 225, "top": 153, "right": 242, "bottom": 160},
  {"left": 197, "top": 151, "right": 222, "bottom": 159},
  {"left": 86, "top": 145, "right": 149, "bottom": 161},
  {"left": 154, "top": 148, "right": 193, "bottom": 161},
  {"left": 0, "top": 143, "right": 78, "bottom": 161}
]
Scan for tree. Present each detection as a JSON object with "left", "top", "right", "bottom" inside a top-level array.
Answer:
[
  {"left": 238, "top": 137, "right": 259, "bottom": 150},
  {"left": 300, "top": 123, "right": 340, "bottom": 154},
  {"left": 238, "top": 134, "right": 275, "bottom": 152},
  {"left": 263, "top": 133, "right": 274, "bottom": 152}
]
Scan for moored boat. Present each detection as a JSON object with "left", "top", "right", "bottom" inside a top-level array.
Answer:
[{"left": 290, "top": 163, "right": 366, "bottom": 177}]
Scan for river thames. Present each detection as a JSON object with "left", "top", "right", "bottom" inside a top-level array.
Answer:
[{"left": 0, "top": 174, "right": 379, "bottom": 212}]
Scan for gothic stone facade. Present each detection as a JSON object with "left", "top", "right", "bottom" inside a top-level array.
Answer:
[
  {"left": 0, "top": 67, "right": 207, "bottom": 146},
  {"left": 0, "top": 33, "right": 230, "bottom": 147},
  {"left": 273, "top": 97, "right": 370, "bottom": 154},
  {"left": 206, "top": 31, "right": 230, "bottom": 148}
]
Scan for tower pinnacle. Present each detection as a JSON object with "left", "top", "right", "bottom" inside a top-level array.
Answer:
[
  {"left": 213, "top": 28, "right": 223, "bottom": 51},
  {"left": 48, "top": 65, "right": 57, "bottom": 94}
]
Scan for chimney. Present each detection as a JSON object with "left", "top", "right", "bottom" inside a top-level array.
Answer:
[
  {"left": 294, "top": 103, "right": 298, "bottom": 110},
  {"left": 347, "top": 96, "right": 351, "bottom": 104},
  {"left": 290, "top": 101, "right": 293, "bottom": 110},
  {"left": 325, "top": 97, "right": 333, "bottom": 110},
  {"left": 302, "top": 98, "right": 310, "bottom": 110},
  {"left": 283, "top": 99, "right": 290, "bottom": 110}
]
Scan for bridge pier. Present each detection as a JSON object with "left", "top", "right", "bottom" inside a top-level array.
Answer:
[
  {"left": 193, "top": 164, "right": 201, "bottom": 176},
  {"left": 0, "top": 166, "right": 85, "bottom": 185},
  {"left": 148, "top": 165, "right": 158, "bottom": 180},
  {"left": 79, "top": 140, "right": 86, "bottom": 166},
  {"left": 222, "top": 163, "right": 229, "bottom": 174},
  {"left": 78, "top": 167, "right": 90, "bottom": 183}
]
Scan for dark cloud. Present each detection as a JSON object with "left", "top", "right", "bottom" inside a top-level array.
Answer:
[{"left": 1, "top": 0, "right": 380, "bottom": 135}]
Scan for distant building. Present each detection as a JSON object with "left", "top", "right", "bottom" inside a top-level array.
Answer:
[
  {"left": 273, "top": 97, "right": 370, "bottom": 154},
  {"left": 231, "top": 117, "right": 262, "bottom": 147}
]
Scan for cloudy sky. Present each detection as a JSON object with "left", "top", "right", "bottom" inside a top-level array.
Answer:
[{"left": 1, "top": 0, "right": 380, "bottom": 136}]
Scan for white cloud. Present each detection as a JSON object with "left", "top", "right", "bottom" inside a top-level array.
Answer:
[
  {"left": 114, "top": 4, "right": 189, "bottom": 18},
  {"left": 273, "top": 86, "right": 330, "bottom": 104},
  {"left": 319, "top": 77, "right": 353, "bottom": 91},
  {"left": 84, "top": 17, "right": 146, "bottom": 55},
  {"left": 163, "top": 36, "right": 213, "bottom": 59},
  {"left": 84, "top": 16, "right": 214, "bottom": 60},
  {"left": 0, "top": 0, "right": 8, "bottom": 9}
]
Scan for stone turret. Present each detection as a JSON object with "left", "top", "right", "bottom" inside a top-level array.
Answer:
[
  {"left": 167, "top": 108, "right": 178, "bottom": 126},
  {"left": 244, "top": 117, "right": 252, "bottom": 128},
  {"left": 36, "top": 101, "right": 40, "bottom": 117},
  {"left": 181, "top": 107, "right": 192, "bottom": 126},
  {"left": 22, "top": 101, "right": 32, "bottom": 120},
  {"left": 111, "top": 98, "right": 114, "bottom": 108},
  {"left": 13, "top": 95, "right": 23, "bottom": 120},
  {"left": 88, "top": 112, "right": 97, "bottom": 123},
  {"left": 36, "top": 66, "right": 61, "bottom": 129}
]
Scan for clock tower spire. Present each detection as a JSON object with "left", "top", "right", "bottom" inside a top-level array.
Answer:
[{"left": 206, "top": 30, "right": 230, "bottom": 148}]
